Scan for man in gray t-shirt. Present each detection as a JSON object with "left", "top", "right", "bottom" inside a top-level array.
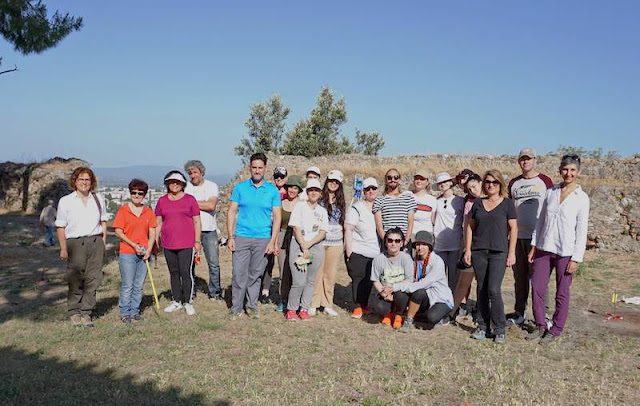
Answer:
[{"left": 507, "top": 148, "right": 554, "bottom": 325}]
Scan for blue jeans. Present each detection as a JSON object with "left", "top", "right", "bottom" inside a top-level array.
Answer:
[
  {"left": 202, "top": 230, "right": 221, "bottom": 296},
  {"left": 45, "top": 225, "right": 55, "bottom": 246},
  {"left": 119, "top": 253, "right": 147, "bottom": 317}
]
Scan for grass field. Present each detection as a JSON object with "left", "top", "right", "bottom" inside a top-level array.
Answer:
[{"left": 1, "top": 213, "right": 639, "bottom": 405}]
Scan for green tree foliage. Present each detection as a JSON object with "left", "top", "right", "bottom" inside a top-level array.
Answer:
[
  {"left": 0, "top": 0, "right": 82, "bottom": 74},
  {"left": 234, "top": 94, "right": 291, "bottom": 160},
  {"left": 354, "top": 128, "right": 385, "bottom": 155},
  {"left": 282, "top": 86, "right": 351, "bottom": 157}
]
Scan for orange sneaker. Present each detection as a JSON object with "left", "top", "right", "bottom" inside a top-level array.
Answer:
[
  {"left": 381, "top": 312, "right": 392, "bottom": 326},
  {"left": 351, "top": 307, "right": 363, "bottom": 319},
  {"left": 392, "top": 314, "right": 404, "bottom": 329}
]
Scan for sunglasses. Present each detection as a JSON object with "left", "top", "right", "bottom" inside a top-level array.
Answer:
[
  {"left": 561, "top": 154, "right": 581, "bottom": 164},
  {"left": 443, "top": 199, "right": 448, "bottom": 209},
  {"left": 130, "top": 190, "right": 146, "bottom": 196},
  {"left": 386, "top": 175, "right": 400, "bottom": 181},
  {"left": 484, "top": 180, "right": 500, "bottom": 186},
  {"left": 274, "top": 175, "right": 286, "bottom": 180},
  {"left": 386, "top": 238, "right": 403, "bottom": 244},
  {"left": 364, "top": 186, "right": 377, "bottom": 191}
]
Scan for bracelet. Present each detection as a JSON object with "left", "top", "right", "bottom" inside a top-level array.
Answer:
[
  {"left": 195, "top": 240, "right": 201, "bottom": 243},
  {"left": 228, "top": 237, "right": 235, "bottom": 239}
]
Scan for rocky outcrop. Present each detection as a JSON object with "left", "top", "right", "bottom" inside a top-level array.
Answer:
[
  {"left": 219, "top": 153, "right": 640, "bottom": 253},
  {"left": 0, "top": 157, "right": 89, "bottom": 213}
]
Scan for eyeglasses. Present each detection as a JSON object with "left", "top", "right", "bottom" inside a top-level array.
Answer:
[
  {"left": 386, "top": 238, "right": 403, "bottom": 244},
  {"left": 130, "top": 191, "right": 145, "bottom": 196},
  {"left": 386, "top": 175, "right": 400, "bottom": 181},
  {"left": 77, "top": 178, "right": 91, "bottom": 183},
  {"left": 274, "top": 175, "right": 286, "bottom": 180},
  {"left": 364, "top": 186, "right": 377, "bottom": 191},
  {"left": 484, "top": 180, "right": 500, "bottom": 186}
]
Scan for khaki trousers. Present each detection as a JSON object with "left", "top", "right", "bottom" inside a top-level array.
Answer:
[
  {"left": 311, "top": 244, "right": 344, "bottom": 308},
  {"left": 66, "top": 235, "right": 105, "bottom": 316}
]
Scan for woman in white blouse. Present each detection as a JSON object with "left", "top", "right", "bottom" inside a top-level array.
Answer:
[{"left": 527, "top": 154, "right": 590, "bottom": 344}]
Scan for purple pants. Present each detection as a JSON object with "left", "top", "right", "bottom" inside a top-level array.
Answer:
[{"left": 531, "top": 249, "right": 573, "bottom": 336}]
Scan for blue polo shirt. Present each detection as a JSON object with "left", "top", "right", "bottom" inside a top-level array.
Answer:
[{"left": 231, "top": 179, "right": 282, "bottom": 238}]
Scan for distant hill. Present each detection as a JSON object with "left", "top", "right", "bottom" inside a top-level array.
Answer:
[{"left": 94, "top": 165, "right": 234, "bottom": 187}]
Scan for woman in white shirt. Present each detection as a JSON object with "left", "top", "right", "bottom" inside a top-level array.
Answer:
[
  {"left": 411, "top": 169, "right": 438, "bottom": 237},
  {"left": 527, "top": 154, "right": 590, "bottom": 344},
  {"left": 344, "top": 177, "right": 380, "bottom": 318},
  {"left": 286, "top": 179, "right": 329, "bottom": 321},
  {"left": 433, "top": 172, "right": 465, "bottom": 292}
]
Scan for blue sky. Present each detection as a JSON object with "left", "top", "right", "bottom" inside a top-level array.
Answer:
[{"left": 2, "top": 1, "right": 638, "bottom": 174}]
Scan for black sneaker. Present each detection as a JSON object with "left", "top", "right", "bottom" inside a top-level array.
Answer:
[
  {"left": 526, "top": 327, "right": 546, "bottom": 341},
  {"left": 259, "top": 294, "right": 272, "bottom": 305},
  {"left": 539, "top": 331, "right": 558, "bottom": 345}
]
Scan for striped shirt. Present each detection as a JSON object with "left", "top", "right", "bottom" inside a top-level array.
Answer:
[{"left": 372, "top": 194, "right": 416, "bottom": 235}]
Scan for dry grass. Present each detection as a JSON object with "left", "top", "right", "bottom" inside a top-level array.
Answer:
[{"left": 1, "top": 213, "right": 639, "bottom": 405}]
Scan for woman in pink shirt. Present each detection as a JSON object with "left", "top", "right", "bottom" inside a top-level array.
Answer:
[{"left": 155, "top": 171, "right": 202, "bottom": 316}]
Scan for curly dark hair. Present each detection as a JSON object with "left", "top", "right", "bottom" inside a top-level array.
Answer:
[
  {"left": 320, "top": 178, "right": 346, "bottom": 226},
  {"left": 69, "top": 167, "right": 97, "bottom": 192}
]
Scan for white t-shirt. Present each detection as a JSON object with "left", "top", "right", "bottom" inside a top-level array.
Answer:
[
  {"left": 345, "top": 201, "right": 380, "bottom": 258},
  {"left": 433, "top": 195, "right": 464, "bottom": 251},
  {"left": 185, "top": 179, "right": 219, "bottom": 232},
  {"left": 412, "top": 192, "right": 437, "bottom": 236},
  {"left": 288, "top": 201, "right": 329, "bottom": 242}
]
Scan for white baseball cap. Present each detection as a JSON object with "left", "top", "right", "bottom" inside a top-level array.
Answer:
[
  {"left": 434, "top": 172, "right": 454, "bottom": 184},
  {"left": 327, "top": 169, "right": 344, "bottom": 183},
  {"left": 306, "top": 166, "right": 321, "bottom": 177},
  {"left": 305, "top": 178, "right": 322, "bottom": 191},
  {"left": 363, "top": 177, "right": 378, "bottom": 189}
]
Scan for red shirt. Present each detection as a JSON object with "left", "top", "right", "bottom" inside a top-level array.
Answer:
[{"left": 113, "top": 204, "right": 157, "bottom": 254}]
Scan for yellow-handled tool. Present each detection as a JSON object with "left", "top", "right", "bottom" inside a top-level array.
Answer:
[{"left": 145, "top": 259, "right": 160, "bottom": 310}]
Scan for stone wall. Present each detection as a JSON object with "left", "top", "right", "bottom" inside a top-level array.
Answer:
[{"left": 0, "top": 158, "right": 89, "bottom": 213}]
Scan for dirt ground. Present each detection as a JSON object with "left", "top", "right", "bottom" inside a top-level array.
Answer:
[{"left": 1, "top": 213, "right": 639, "bottom": 405}]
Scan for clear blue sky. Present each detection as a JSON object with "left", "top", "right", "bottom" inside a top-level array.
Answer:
[{"left": 2, "top": 0, "right": 638, "bottom": 174}]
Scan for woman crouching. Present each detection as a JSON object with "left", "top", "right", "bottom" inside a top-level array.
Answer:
[
  {"left": 369, "top": 227, "right": 414, "bottom": 329},
  {"left": 392, "top": 230, "right": 454, "bottom": 333}
]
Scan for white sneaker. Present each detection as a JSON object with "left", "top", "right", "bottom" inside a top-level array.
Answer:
[
  {"left": 164, "top": 301, "right": 183, "bottom": 313},
  {"left": 184, "top": 303, "right": 196, "bottom": 316},
  {"left": 307, "top": 307, "right": 316, "bottom": 316},
  {"left": 323, "top": 307, "right": 339, "bottom": 317}
]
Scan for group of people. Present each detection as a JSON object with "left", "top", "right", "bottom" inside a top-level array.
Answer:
[{"left": 53, "top": 149, "right": 589, "bottom": 344}]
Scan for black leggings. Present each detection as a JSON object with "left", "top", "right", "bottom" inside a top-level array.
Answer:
[
  {"left": 472, "top": 249, "right": 507, "bottom": 334},
  {"left": 369, "top": 290, "right": 411, "bottom": 316},
  {"left": 409, "top": 289, "right": 451, "bottom": 324},
  {"left": 164, "top": 248, "right": 194, "bottom": 304},
  {"left": 346, "top": 253, "right": 374, "bottom": 309}
]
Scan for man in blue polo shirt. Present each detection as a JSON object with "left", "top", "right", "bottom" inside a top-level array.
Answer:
[{"left": 227, "top": 153, "right": 282, "bottom": 318}]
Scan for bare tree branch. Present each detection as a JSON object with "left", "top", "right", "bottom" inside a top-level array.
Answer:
[{"left": 0, "top": 65, "right": 19, "bottom": 75}]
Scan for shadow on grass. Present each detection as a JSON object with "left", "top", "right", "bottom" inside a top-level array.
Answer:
[
  {"left": 0, "top": 213, "right": 122, "bottom": 325},
  {"left": 0, "top": 346, "right": 229, "bottom": 405}
]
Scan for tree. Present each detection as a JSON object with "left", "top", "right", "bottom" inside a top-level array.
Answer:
[
  {"left": 0, "top": 0, "right": 83, "bottom": 75},
  {"left": 354, "top": 128, "right": 385, "bottom": 155},
  {"left": 282, "top": 86, "right": 350, "bottom": 157},
  {"left": 234, "top": 94, "right": 291, "bottom": 160}
]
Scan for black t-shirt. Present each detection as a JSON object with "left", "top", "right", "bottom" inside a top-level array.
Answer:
[{"left": 470, "top": 198, "right": 517, "bottom": 252}]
